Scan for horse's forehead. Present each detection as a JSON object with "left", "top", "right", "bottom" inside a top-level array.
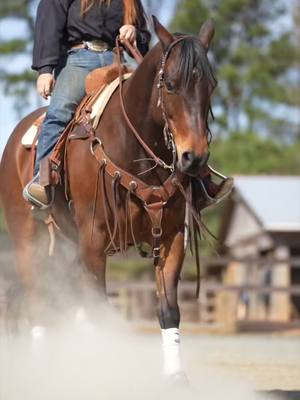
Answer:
[{"left": 165, "top": 44, "right": 199, "bottom": 74}]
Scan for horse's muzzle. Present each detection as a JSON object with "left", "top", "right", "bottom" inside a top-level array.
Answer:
[{"left": 180, "top": 151, "right": 209, "bottom": 175}]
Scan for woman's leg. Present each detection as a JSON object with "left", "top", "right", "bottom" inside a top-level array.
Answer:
[
  {"left": 34, "top": 49, "right": 114, "bottom": 175},
  {"left": 24, "top": 49, "right": 114, "bottom": 206},
  {"left": 34, "top": 67, "right": 86, "bottom": 174}
]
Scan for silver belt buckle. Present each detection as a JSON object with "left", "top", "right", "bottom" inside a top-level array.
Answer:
[{"left": 85, "top": 40, "right": 108, "bottom": 52}]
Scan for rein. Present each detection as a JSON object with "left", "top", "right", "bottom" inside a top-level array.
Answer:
[{"left": 115, "top": 39, "right": 175, "bottom": 172}]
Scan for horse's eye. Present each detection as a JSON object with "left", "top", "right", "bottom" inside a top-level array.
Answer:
[{"left": 165, "top": 80, "right": 176, "bottom": 94}]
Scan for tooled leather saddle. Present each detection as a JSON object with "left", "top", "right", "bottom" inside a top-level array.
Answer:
[{"left": 23, "top": 61, "right": 133, "bottom": 187}]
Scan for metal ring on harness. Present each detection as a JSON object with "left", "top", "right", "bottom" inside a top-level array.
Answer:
[
  {"left": 152, "top": 227, "right": 163, "bottom": 238},
  {"left": 90, "top": 137, "right": 102, "bottom": 156}
]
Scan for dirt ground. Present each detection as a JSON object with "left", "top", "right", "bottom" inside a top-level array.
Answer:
[
  {"left": 179, "top": 333, "right": 300, "bottom": 392},
  {"left": 0, "top": 241, "right": 299, "bottom": 398}
]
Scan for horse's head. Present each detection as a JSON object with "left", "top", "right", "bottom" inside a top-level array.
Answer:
[{"left": 153, "top": 17, "right": 217, "bottom": 176}]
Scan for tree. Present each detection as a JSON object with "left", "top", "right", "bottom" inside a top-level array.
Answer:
[
  {"left": 171, "top": 0, "right": 300, "bottom": 141},
  {"left": 0, "top": 0, "right": 176, "bottom": 114},
  {"left": 0, "top": 0, "right": 38, "bottom": 114},
  {"left": 210, "top": 131, "right": 300, "bottom": 175}
]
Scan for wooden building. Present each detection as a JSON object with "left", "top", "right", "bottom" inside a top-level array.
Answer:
[{"left": 217, "top": 175, "right": 300, "bottom": 326}]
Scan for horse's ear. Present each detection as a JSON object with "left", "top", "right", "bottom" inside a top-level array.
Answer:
[
  {"left": 199, "top": 19, "right": 215, "bottom": 51},
  {"left": 152, "top": 15, "right": 174, "bottom": 51}
]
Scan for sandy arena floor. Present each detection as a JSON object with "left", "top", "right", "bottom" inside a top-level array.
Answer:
[{"left": 180, "top": 333, "right": 300, "bottom": 392}]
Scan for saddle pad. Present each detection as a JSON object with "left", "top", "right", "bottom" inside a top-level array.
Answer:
[
  {"left": 21, "top": 72, "right": 132, "bottom": 148},
  {"left": 91, "top": 72, "right": 132, "bottom": 129},
  {"left": 21, "top": 113, "right": 46, "bottom": 148}
]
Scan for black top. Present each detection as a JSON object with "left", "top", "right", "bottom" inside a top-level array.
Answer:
[{"left": 32, "top": 0, "right": 151, "bottom": 74}]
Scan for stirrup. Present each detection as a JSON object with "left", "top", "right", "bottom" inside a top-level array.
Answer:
[{"left": 23, "top": 177, "right": 55, "bottom": 211}]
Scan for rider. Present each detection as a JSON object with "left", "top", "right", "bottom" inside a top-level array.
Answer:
[
  {"left": 23, "top": 0, "right": 232, "bottom": 208},
  {"left": 23, "top": 0, "right": 151, "bottom": 207}
]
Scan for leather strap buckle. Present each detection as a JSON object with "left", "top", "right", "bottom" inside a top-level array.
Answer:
[
  {"left": 84, "top": 40, "right": 110, "bottom": 52},
  {"left": 144, "top": 200, "right": 166, "bottom": 209},
  {"left": 152, "top": 227, "right": 162, "bottom": 238},
  {"left": 153, "top": 247, "right": 161, "bottom": 258}
]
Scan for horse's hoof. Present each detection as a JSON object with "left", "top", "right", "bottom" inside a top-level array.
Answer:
[
  {"left": 31, "top": 325, "right": 46, "bottom": 339},
  {"left": 165, "top": 371, "right": 190, "bottom": 387},
  {"left": 74, "top": 307, "right": 88, "bottom": 324}
]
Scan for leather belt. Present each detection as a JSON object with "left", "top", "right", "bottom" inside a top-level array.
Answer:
[{"left": 71, "top": 40, "right": 110, "bottom": 52}]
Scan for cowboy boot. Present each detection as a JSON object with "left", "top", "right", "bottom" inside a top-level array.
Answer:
[
  {"left": 197, "top": 165, "right": 234, "bottom": 209},
  {"left": 23, "top": 174, "right": 53, "bottom": 209}
]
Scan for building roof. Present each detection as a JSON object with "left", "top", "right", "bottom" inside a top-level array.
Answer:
[{"left": 233, "top": 176, "right": 300, "bottom": 232}]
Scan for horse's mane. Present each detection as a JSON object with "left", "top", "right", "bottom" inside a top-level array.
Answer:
[{"left": 174, "top": 34, "right": 217, "bottom": 90}]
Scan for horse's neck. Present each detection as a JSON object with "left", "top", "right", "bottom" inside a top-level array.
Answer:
[
  {"left": 97, "top": 45, "right": 172, "bottom": 184},
  {"left": 125, "top": 47, "right": 162, "bottom": 130},
  {"left": 120, "top": 47, "right": 173, "bottom": 178}
]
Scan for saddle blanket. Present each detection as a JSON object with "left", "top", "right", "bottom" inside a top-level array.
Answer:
[{"left": 21, "top": 72, "right": 132, "bottom": 148}]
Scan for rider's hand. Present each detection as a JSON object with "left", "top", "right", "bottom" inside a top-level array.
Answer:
[
  {"left": 119, "top": 24, "right": 137, "bottom": 45},
  {"left": 37, "top": 73, "right": 55, "bottom": 100}
]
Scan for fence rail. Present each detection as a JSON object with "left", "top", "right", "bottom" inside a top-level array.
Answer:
[
  {"left": 108, "top": 281, "right": 300, "bottom": 295},
  {"left": 198, "top": 256, "right": 300, "bottom": 268},
  {"left": 1, "top": 249, "right": 300, "bottom": 329}
]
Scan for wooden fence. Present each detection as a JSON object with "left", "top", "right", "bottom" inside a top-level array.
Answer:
[
  {"left": 107, "top": 256, "right": 300, "bottom": 331},
  {"left": 1, "top": 247, "right": 300, "bottom": 331}
]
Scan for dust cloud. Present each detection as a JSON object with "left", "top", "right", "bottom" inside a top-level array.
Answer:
[
  {"left": 0, "top": 311, "right": 270, "bottom": 400},
  {"left": 0, "top": 241, "right": 271, "bottom": 400}
]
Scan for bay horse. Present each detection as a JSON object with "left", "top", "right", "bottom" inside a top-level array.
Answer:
[{"left": 0, "top": 17, "right": 217, "bottom": 378}]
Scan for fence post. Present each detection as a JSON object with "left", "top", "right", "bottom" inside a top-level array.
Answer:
[
  {"left": 270, "top": 246, "right": 291, "bottom": 321},
  {"left": 215, "top": 261, "right": 240, "bottom": 330}
]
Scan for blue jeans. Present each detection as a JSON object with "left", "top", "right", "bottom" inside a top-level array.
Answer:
[{"left": 34, "top": 48, "right": 115, "bottom": 175}]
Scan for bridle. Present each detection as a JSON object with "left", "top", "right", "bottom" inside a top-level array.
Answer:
[
  {"left": 156, "top": 35, "right": 195, "bottom": 172},
  {"left": 116, "top": 35, "right": 194, "bottom": 174}
]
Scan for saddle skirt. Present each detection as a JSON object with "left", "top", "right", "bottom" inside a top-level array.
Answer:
[{"left": 22, "top": 64, "right": 132, "bottom": 148}]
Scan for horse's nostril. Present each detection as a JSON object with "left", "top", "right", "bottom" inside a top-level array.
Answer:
[
  {"left": 182, "top": 151, "right": 195, "bottom": 166},
  {"left": 181, "top": 151, "right": 210, "bottom": 174}
]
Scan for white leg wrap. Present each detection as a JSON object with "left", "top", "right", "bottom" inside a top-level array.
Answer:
[
  {"left": 31, "top": 325, "right": 46, "bottom": 354},
  {"left": 161, "top": 328, "right": 183, "bottom": 376},
  {"left": 31, "top": 325, "right": 46, "bottom": 339},
  {"left": 75, "top": 307, "right": 88, "bottom": 324}
]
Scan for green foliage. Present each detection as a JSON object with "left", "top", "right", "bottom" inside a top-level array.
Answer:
[
  {"left": 171, "top": 0, "right": 300, "bottom": 141},
  {"left": 210, "top": 132, "right": 300, "bottom": 175},
  {"left": 0, "top": 0, "right": 36, "bottom": 113},
  {"left": 0, "top": 39, "right": 28, "bottom": 54}
]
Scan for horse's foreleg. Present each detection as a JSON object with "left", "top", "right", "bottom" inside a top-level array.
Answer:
[
  {"left": 78, "top": 227, "right": 107, "bottom": 297},
  {"left": 156, "top": 231, "right": 185, "bottom": 377}
]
